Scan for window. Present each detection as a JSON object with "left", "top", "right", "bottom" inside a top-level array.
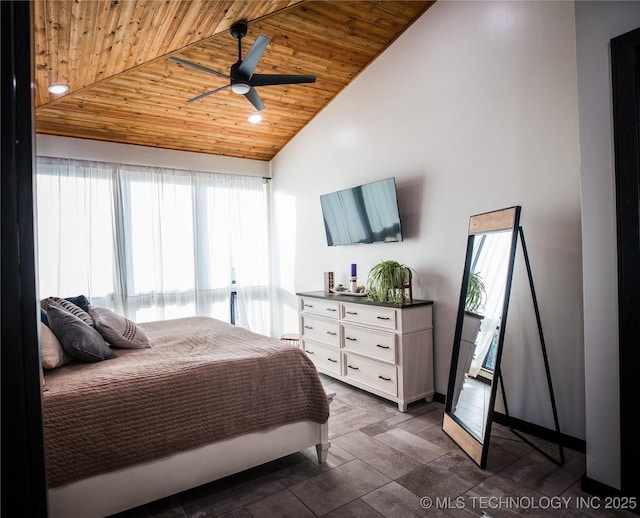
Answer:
[{"left": 36, "top": 157, "right": 271, "bottom": 335}]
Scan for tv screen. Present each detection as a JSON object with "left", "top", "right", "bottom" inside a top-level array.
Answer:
[{"left": 320, "top": 177, "right": 403, "bottom": 246}]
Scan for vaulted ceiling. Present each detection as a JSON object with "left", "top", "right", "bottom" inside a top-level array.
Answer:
[{"left": 34, "top": 1, "right": 433, "bottom": 161}]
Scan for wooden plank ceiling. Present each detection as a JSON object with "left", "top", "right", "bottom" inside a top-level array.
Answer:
[{"left": 34, "top": 0, "right": 433, "bottom": 161}]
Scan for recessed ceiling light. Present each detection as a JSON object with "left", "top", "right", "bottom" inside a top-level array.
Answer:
[
  {"left": 48, "top": 84, "right": 69, "bottom": 94},
  {"left": 248, "top": 113, "right": 263, "bottom": 124}
]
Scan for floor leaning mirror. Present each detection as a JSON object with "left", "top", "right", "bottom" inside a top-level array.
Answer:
[
  {"left": 443, "top": 206, "right": 521, "bottom": 468},
  {"left": 443, "top": 205, "right": 565, "bottom": 469}
]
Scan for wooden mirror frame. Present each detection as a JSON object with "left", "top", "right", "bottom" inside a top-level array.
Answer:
[{"left": 443, "top": 206, "right": 521, "bottom": 468}]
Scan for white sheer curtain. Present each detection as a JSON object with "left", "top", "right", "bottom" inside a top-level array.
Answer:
[
  {"left": 468, "top": 231, "right": 512, "bottom": 376},
  {"left": 36, "top": 157, "right": 271, "bottom": 335},
  {"left": 36, "top": 158, "right": 116, "bottom": 309}
]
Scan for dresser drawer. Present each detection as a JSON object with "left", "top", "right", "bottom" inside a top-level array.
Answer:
[
  {"left": 300, "top": 315, "right": 340, "bottom": 346},
  {"left": 342, "top": 303, "right": 397, "bottom": 330},
  {"left": 300, "top": 297, "right": 340, "bottom": 319},
  {"left": 304, "top": 340, "right": 341, "bottom": 375},
  {"left": 342, "top": 325, "right": 396, "bottom": 363},
  {"left": 344, "top": 352, "right": 398, "bottom": 396}
]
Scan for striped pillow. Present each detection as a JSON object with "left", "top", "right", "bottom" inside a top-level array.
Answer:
[{"left": 41, "top": 297, "right": 95, "bottom": 328}]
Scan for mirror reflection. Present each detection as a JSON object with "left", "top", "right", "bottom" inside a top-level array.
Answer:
[{"left": 450, "top": 230, "right": 512, "bottom": 442}]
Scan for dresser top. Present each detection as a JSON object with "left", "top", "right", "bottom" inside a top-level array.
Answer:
[{"left": 297, "top": 291, "right": 434, "bottom": 308}]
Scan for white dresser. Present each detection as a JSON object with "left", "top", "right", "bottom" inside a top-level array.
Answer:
[{"left": 297, "top": 292, "right": 434, "bottom": 411}]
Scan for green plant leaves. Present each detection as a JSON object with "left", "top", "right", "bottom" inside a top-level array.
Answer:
[
  {"left": 366, "top": 260, "right": 414, "bottom": 304},
  {"left": 465, "top": 271, "right": 486, "bottom": 314}
]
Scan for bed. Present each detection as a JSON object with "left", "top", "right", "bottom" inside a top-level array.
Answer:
[{"left": 42, "top": 315, "right": 331, "bottom": 518}]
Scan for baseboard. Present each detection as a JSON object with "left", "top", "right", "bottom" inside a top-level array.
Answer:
[
  {"left": 581, "top": 476, "right": 622, "bottom": 497},
  {"left": 433, "top": 392, "right": 446, "bottom": 404},
  {"left": 492, "top": 411, "right": 585, "bottom": 453},
  {"left": 581, "top": 477, "right": 640, "bottom": 515},
  {"left": 434, "top": 396, "right": 585, "bottom": 453}
]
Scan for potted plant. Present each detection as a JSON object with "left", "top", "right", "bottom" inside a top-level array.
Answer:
[
  {"left": 465, "top": 271, "right": 486, "bottom": 314},
  {"left": 461, "top": 271, "right": 486, "bottom": 346},
  {"left": 366, "top": 260, "right": 415, "bottom": 304}
]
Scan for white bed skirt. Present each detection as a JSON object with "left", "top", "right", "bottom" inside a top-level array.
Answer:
[{"left": 48, "top": 418, "right": 330, "bottom": 518}]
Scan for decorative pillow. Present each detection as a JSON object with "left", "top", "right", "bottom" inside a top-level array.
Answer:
[
  {"left": 41, "top": 307, "right": 50, "bottom": 327},
  {"left": 64, "top": 294, "right": 90, "bottom": 313},
  {"left": 41, "top": 297, "right": 94, "bottom": 327},
  {"left": 40, "top": 322, "right": 72, "bottom": 369},
  {"left": 47, "top": 305, "right": 114, "bottom": 362},
  {"left": 89, "top": 306, "right": 151, "bottom": 349}
]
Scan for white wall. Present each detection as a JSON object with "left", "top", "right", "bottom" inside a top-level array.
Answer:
[
  {"left": 36, "top": 135, "right": 270, "bottom": 177},
  {"left": 271, "top": 1, "right": 584, "bottom": 439},
  {"left": 575, "top": 0, "right": 640, "bottom": 492}
]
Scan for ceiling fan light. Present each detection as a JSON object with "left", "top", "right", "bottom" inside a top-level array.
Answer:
[
  {"left": 248, "top": 113, "right": 263, "bottom": 124},
  {"left": 231, "top": 82, "right": 251, "bottom": 95},
  {"left": 48, "top": 83, "right": 69, "bottom": 94}
]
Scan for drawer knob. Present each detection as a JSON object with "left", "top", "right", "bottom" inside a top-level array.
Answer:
[
  {"left": 326, "top": 331, "right": 337, "bottom": 335},
  {"left": 376, "top": 316, "right": 391, "bottom": 320},
  {"left": 347, "top": 365, "right": 359, "bottom": 371},
  {"left": 346, "top": 311, "right": 358, "bottom": 315},
  {"left": 307, "top": 350, "right": 315, "bottom": 355},
  {"left": 304, "top": 325, "right": 313, "bottom": 329},
  {"left": 378, "top": 375, "right": 392, "bottom": 381},
  {"left": 345, "top": 337, "right": 357, "bottom": 341},
  {"left": 327, "top": 358, "right": 338, "bottom": 363},
  {"left": 326, "top": 308, "right": 337, "bottom": 312},
  {"left": 304, "top": 304, "right": 313, "bottom": 307},
  {"left": 376, "top": 344, "right": 390, "bottom": 349}
]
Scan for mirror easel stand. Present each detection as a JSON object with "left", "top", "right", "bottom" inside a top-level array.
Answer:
[{"left": 497, "top": 226, "right": 565, "bottom": 466}]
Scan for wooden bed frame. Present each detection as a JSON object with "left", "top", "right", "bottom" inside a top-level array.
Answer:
[{"left": 48, "top": 400, "right": 332, "bottom": 518}]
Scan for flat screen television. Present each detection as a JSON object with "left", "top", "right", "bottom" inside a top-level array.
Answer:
[{"left": 320, "top": 177, "right": 403, "bottom": 246}]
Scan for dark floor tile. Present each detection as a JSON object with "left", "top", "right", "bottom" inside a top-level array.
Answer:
[
  {"left": 333, "top": 390, "right": 399, "bottom": 420},
  {"left": 146, "top": 495, "right": 189, "bottom": 517},
  {"left": 267, "top": 453, "right": 322, "bottom": 486},
  {"left": 359, "top": 419, "right": 395, "bottom": 437},
  {"left": 289, "top": 459, "right": 391, "bottom": 516},
  {"left": 362, "top": 481, "right": 451, "bottom": 518},
  {"left": 329, "top": 407, "right": 382, "bottom": 438},
  {"left": 450, "top": 473, "right": 584, "bottom": 518},
  {"left": 397, "top": 451, "right": 491, "bottom": 499},
  {"left": 323, "top": 498, "right": 384, "bottom": 518},
  {"left": 209, "top": 508, "right": 252, "bottom": 518},
  {"left": 300, "top": 441, "right": 356, "bottom": 472},
  {"left": 327, "top": 397, "right": 357, "bottom": 416},
  {"left": 398, "top": 407, "right": 445, "bottom": 434},
  {"left": 332, "top": 430, "right": 423, "bottom": 479},
  {"left": 374, "top": 427, "right": 448, "bottom": 464},
  {"left": 180, "top": 473, "right": 285, "bottom": 517},
  {"left": 499, "top": 450, "right": 582, "bottom": 497},
  {"left": 416, "top": 423, "right": 463, "bottom": 453},
  {"left": 484, "top": 432, "right": 532, "bottom": 473},
  {"left": 244, "top": 489, "right": 315, "bottom": 518}
]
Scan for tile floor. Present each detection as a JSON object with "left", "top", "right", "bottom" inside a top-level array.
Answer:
[{"left": 111, "top": 375, "right": 630, "bottom": 517}]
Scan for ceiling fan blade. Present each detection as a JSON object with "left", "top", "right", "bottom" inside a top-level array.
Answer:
[
  {"left": 187, "top": 84, "right": 230, "bottom": 104},
  {"left": 169, "top": 56, "right": 229, "bottom": 80},
  {"left": 244, "top": 87, "right": 265, "bottom": 111},
  {"left": 250, "top": 74, "right": 317, "bottom": 87},
  {"left": 238, "top": 35, "right": 270, "bottom": 78}
]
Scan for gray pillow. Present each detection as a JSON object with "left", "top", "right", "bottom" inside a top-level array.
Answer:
[
  {"left": 89, "top": 306, "right": 151, "bottom": 349},
  {"left": 47, "top": 305, "right": 114, "bottom": 362}
]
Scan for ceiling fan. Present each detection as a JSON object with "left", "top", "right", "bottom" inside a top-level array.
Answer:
[{"left": 169, "top": 22, "right": 316, "bottom": 111}]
